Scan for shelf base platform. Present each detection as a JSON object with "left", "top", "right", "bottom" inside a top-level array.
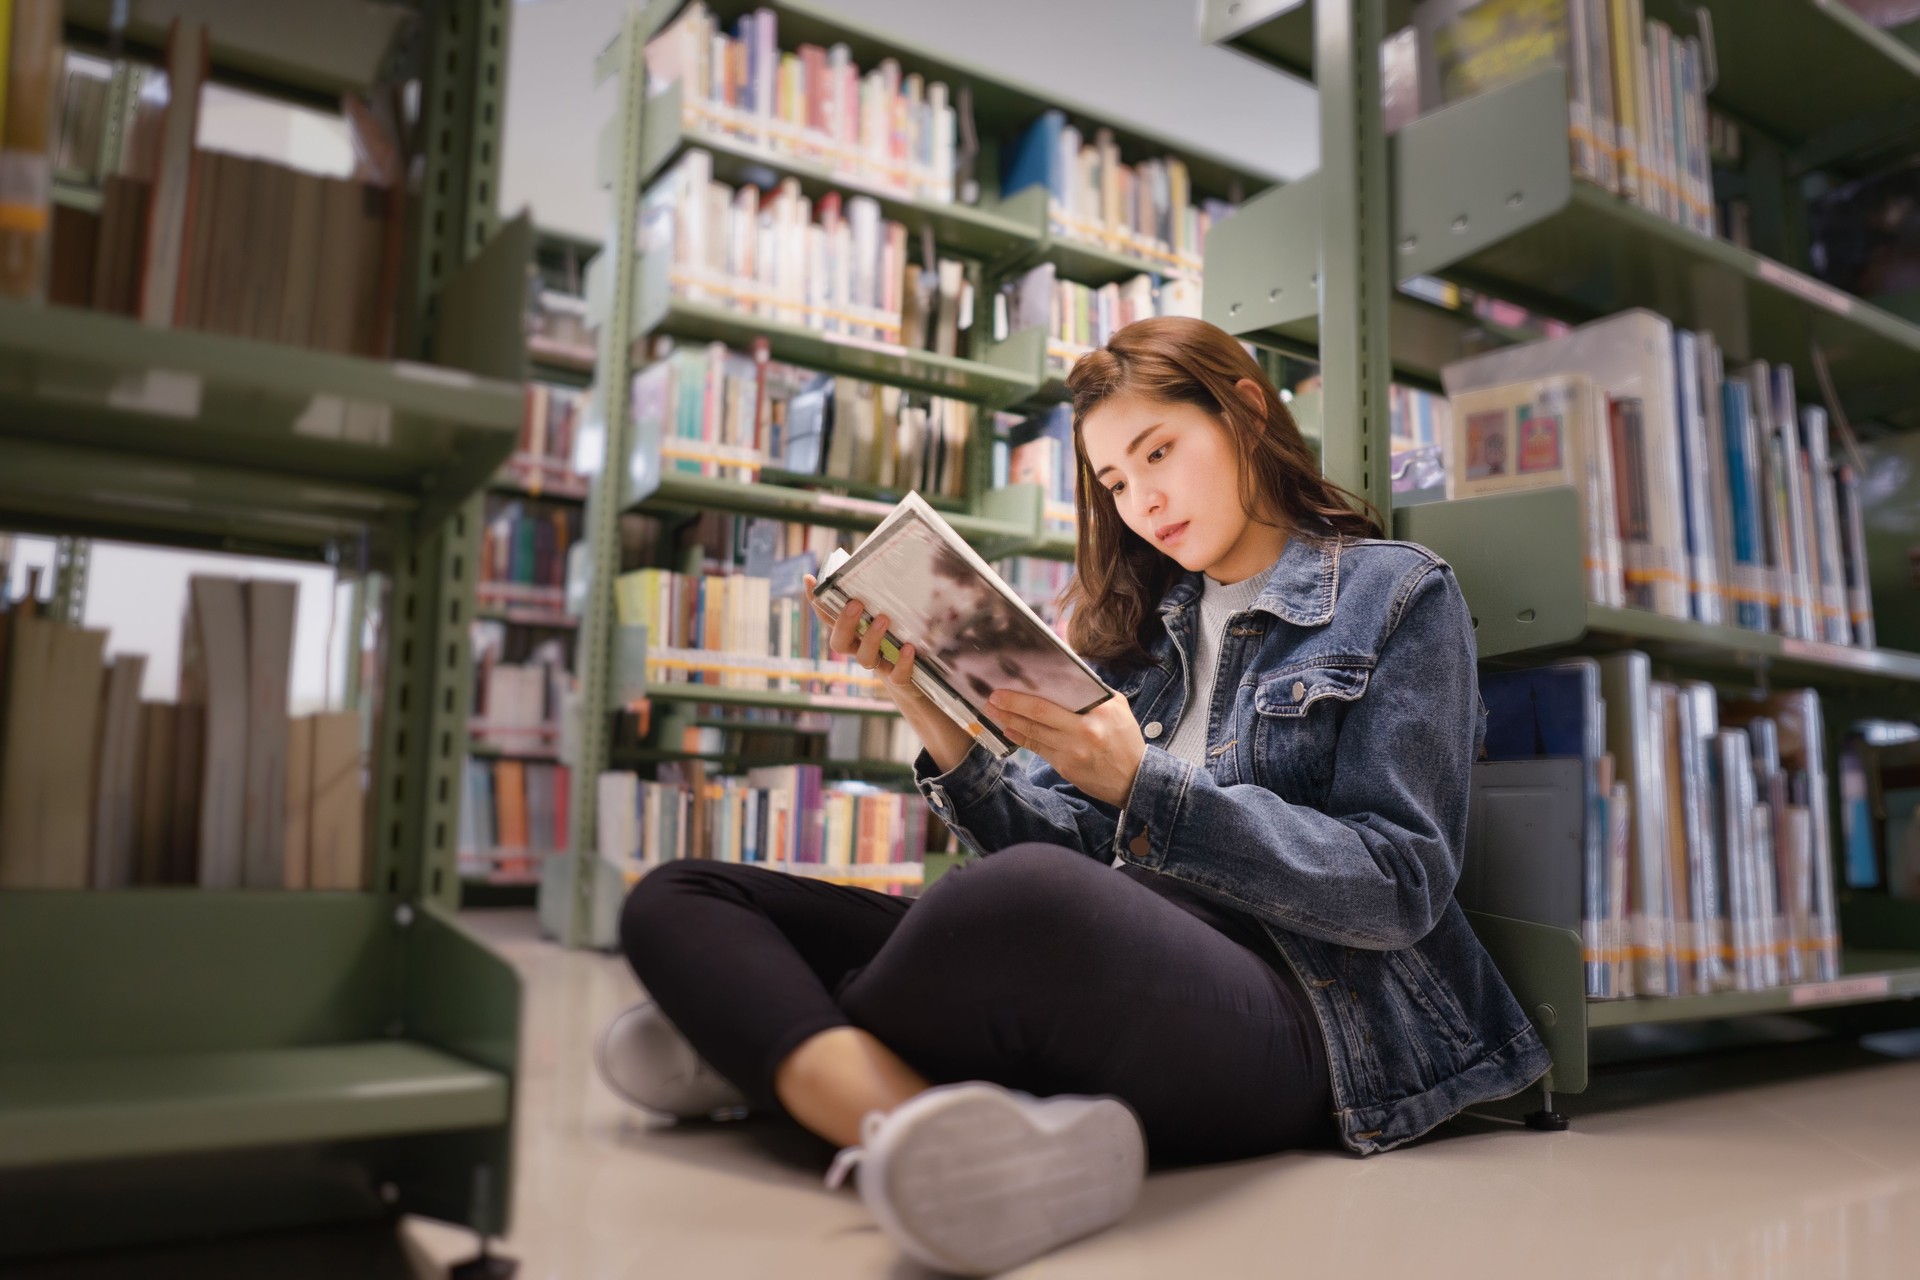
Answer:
[{"left": 0, "top": 1041, "right": 507, "bottom": 1171}]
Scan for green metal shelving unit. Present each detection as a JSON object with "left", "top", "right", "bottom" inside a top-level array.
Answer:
[
  {"left": 1203, "top": 0, "right": 1920, "bottom": 1111},
  {"left": 0, "top": 0, "right": 527, "bottom": 1260},
  {"left": 545, "top": 0, "right": 1278, "bottom": 947}
]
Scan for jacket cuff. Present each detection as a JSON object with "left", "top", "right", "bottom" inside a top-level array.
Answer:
[
  {"left": 913, "top": 740, "right": 1005, "bottom": 830},
  {"left": 1115, "top": 746, "right": 1191, "bottom": 870}
]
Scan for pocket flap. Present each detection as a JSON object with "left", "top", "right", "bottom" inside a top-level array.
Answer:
[{"left": 1255, "top": 663, "right": 1371, "bottom": 717}]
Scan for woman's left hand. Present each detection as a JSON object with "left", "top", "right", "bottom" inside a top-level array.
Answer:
[{"left": 987, "top": 689, "right": 1147, "bottom": 809}]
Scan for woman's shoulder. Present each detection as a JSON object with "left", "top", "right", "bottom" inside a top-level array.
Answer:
[{"left": 1329, "top": 536, "right": 1464, "bottom": 630}]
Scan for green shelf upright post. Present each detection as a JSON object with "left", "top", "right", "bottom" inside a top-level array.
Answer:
[{"left": 1315, "top": 0, "right": 1394, "bottom": 522}]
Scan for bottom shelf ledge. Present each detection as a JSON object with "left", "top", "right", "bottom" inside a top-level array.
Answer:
[{"left": 0, "top": 1040, "right": 510, "bottom": 1170}]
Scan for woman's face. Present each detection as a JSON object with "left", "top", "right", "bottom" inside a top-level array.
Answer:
[{"left": 1080, "top": 384, "right": 1282, "bottom": 583}]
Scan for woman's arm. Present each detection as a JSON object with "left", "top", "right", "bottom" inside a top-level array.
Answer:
[
  {"left": 1116, "top": 563, "right": 1482, "bottom": 951},
  {"left": 912, "top": 739, "right": 1124, "bottom": 862}
]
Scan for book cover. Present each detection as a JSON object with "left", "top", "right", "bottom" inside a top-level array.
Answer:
[{"left": 812, "top": 492, "right": 1113, "bottom": 759}]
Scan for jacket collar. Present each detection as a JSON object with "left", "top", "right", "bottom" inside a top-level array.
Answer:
[{"left": 1159, "top": 528, "right": 1341, "bottom": 628}]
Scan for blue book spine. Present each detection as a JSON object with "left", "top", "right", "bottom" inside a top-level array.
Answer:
[
  {"left": 1720, "top": 381, "right": 1764, "bottom": 632},
  {"left": 1001, "top": 109, "right": 1066, "bottom": 202}
]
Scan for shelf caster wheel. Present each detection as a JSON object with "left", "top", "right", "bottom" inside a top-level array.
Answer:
[{"left": 1523, "top": 1087, "right": 1571, "bottom": 1132}]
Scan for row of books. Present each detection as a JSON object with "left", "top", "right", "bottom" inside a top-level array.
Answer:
[
  {"left": 1443, "top": 309, "right": 1877, "bottom": 648},
  {"left": 641, "top": 148, "right": 978, "bottom": 353},
  {"left": 1481, "top": 656, "right": 1838, "bottom": 1001},
  {"left": 459, "top": 758, "right": 571, "bottom": 858},
  {"left": 660, "top": 713, "right": 923, "bottom": 770},
  {"left": 1401, "top": 0, "right": 1717, "bottom": 239},
  {"left": 1001, "top": 110, "right": 1235, "bottom": 278},
  {"left": 0, "top": 578, "right": 366, "bottom": 891},
  {"left": 504, "top": 383, "right": 592, "bottom": 498},
  {"left": 644, "top": 2, "right": 958, "bottom": 205},
  {"left": 614, "top": 566, "right": 879, "bottom": 698},
  {"left": 480, "top": 496, "right": 581, "bottom": 606},
  {"left": 992, "top": 555, "right": 1076, "bottom": 626},
  {"left": 997, "top": 404, "right": 1076, "bottom": 533},
  {"left": 1841, "top": 731, "right": 1920, "bottom": 901},
  {"left": 9, "top": 16, "right": 408, "bottom": 361},
  {"left": 632, "top": 337, "right": 975, "bottom": 497},
  {"left": 1000, "top": 261, "right": 1202, "bottom": 378},
  {"left": 597, "top": 762, "right": 934, "bottom": 872},
  {"left": 470, "top": 625, "right": 568, "bottom": 756}
]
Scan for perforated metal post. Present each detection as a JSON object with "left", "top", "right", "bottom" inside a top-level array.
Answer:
[
  {"left": 373, "top": 0, "right": 511, "bottom": 911},
  {"left": 50, "top": 537, "right": 89, "bottom": 625},
  {"left": 564, "top": 6, "right": 656, "bottom": 948},
  {"left": 1315, "top": 0, "right": 1394, "bottom": 520}
]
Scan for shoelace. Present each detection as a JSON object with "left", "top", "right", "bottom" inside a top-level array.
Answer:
[{"left": 822, "top": 1110, "right": 889, "bottom": 1190}]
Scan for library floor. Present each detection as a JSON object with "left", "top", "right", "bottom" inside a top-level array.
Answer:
[{"left": 21, "top": 908, "right": 1920, "bottom": 1280}]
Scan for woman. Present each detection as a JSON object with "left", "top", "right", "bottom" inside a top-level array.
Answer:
[{"left": 600, "top": 316, "right": 1553, "bottom": 1276}]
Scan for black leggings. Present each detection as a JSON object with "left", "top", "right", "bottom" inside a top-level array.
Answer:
[{"left": 619, "top": 843, "right": 1340, "bottom": 1167}]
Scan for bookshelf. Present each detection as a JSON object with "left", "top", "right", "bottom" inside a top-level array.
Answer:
[
  {"left": 460, "top": 229, "right": 603, "bottom": 896},
  {"left": 543, "top": 0, "right": 1277, "bottom": 945},
  {"left": 0, "top": 0, "right": 523, "bottom": 1260},
  {"left": 1204, "top": 0, "right": 1920, "bottom": 1110}
]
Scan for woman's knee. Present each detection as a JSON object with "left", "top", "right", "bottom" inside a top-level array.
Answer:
[
  {"left": 618, "top": 859, "right": 725, "bottom": 970},
  {"left": 879, "top": 843, "right": 1114, "bottom": 973}
]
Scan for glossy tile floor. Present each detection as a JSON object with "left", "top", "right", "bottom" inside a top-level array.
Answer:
[
  {"left": 19, "top": 907, "right": 1920, "bottom": 1279},
  {"left": 402, "top": 909, "right": 1920, "bottom": 1280}
]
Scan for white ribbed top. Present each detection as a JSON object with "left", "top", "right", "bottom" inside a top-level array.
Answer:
[{"left": 1161, "top": 563, "right": 1276, "bottom": 765}]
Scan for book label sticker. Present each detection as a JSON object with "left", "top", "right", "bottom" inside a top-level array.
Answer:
[
  {"left": 1789, "top": 974, "right": 1891, "bottom": 1006},
  {"left": 1465, "top": 409, "right": 1509, "bottom": 478},
  {"left": 1755, "top": 260, "right": 1854, "bottom": 317},
  {"left": 815, "top": 493, "right": 894, "bottom": 518},
  {"left": 107, "top": 369, "right": 202, "bottom": 418},
  {"left": 1516, "top": 408, "right": 1563, "bottom": 474}
]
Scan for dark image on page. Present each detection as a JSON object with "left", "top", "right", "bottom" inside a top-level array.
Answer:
[{"left": 822, "top": 505, "right": 1109, "bottom": 715}]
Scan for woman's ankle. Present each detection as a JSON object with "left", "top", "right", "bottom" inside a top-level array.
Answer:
[{"left": 774, "top": 1026, "right": 932, "bottom": 1147}]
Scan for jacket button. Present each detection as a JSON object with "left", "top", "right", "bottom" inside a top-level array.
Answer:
[
  {"left": 1144, "top": 721, "right": 1162, "bottom": 738},
  {"left": 1293, "top": 680, "right": 1306, "bottom": 701}
]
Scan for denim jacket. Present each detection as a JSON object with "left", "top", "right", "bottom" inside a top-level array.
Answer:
[{"left": 913, "top": 530, "right": 1553, "bottom": 1155}]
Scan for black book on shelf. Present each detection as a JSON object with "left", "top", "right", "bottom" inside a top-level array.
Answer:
[{"left": 782, "top": 374, "right": 834, "bottom": 475}]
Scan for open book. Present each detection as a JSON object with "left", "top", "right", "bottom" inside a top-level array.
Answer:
[{"left": 811, "top": 492, "right": 1113, "bottom": 759}]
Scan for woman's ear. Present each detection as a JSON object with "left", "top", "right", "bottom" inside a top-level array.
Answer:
[{"left": 1231, "top": 377, "right": 1267, "bottom": 417}]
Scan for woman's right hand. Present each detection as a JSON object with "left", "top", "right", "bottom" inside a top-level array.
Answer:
[{"left": 804, "top": 574, "right": 927, "bottom": 713}]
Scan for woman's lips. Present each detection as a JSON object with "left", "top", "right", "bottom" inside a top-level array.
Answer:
[{"left": 1156, "top": 521, "right": 1189, "bottom": 545}]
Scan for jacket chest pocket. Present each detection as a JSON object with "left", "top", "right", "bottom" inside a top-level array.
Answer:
[{"left": 1249, "top": 661, "right": 1372, "bottom": 803}]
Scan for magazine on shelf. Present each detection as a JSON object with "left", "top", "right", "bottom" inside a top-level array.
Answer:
[{"left": 811, "top": 492, "right": 1113, "bottom": 759}]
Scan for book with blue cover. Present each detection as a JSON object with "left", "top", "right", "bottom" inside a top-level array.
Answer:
[{"left": 1480, "top": 657, "right": 1621, "bottom": 997}]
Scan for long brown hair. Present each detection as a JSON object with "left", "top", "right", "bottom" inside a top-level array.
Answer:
[{"left": 1061, "top": 315, "right": 1383, "bottom": 667}]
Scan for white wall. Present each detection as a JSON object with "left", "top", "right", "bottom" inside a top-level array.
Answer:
[
  {"left": 81, "top": 545, "right": 342, "bottom": 713},
  {"left": 499, "top": 0, "right": 1318, "bottom": 243}
]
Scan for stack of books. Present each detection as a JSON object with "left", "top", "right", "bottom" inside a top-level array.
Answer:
[
  {"left": 0, "top": 575, "right": 365, "bottom": 891},
  {"left": 1443, "top": 309, "right": 1877, "bottom": 649},
  {"left": 507, "top": 384, "right": 592, "bottom": 498},
  {"left": 1397, "top": 0, "right": 1717, "bottom": 239},
  {"left": 644, "top": 2, "right": 958, "bottom": 204},
  {"left": 633, "top": 337, "right": 975, "bottom": 497},
  {"left": 1479, "top": 656, "right": 1839, "bottom": 1001},
  {"left": 641, "top": 148, "right": 979, "bottom": 355},
  {"left": 1001, "top": 110, "right": 1234, "bottom": 276},
  {"left": 598, "top": 762, "right": 931, "bottom": 885},
  {"left": 1000, "top": 262, "right": 1202, "bottom": 379},
  {"left": 460, "top": 758, "right": 570, "bottom": 879},
  {"left": 479, "top": 496, "right": 581, "bottom": 623}
]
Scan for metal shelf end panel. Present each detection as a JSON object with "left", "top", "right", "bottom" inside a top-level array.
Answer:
[
  {"left": 1394, "top": 487, "right": 1590, "bottom": 660},
  {"left": 1463, "top": 909, "right": 1589, "bottom": 1095},
  {"left": 1201, "top": 0, "right": 1314, "bottom": 78},
  {"left": 1392, "top": 68, "right": 1575, "bottom": 282},
  {"left": 1204, "top": 174, "right": 1322, "bottom": 337}
]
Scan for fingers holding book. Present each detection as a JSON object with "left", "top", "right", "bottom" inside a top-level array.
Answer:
[
  {"left": 805, "top": 573, "right": 924, "bottom": 706},
  {"left": 987, "top": 689, "right": 1148, "bottom": 809}
]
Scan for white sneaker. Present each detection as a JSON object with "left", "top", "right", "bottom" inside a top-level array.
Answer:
[
  {"left": 593, "top": 1000, "right": 749, "bottom": 1120},
  {"left": 824, "top": 1081, "right": 1146, "bottom": 1277}
]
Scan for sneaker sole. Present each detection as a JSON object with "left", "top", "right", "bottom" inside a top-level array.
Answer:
[
  {"left": 592, "top": 1005, "right": 748, "bottom": 1121},
  {"left": 861, "top": 1085, "right": 1146, "bottom": 1276}
]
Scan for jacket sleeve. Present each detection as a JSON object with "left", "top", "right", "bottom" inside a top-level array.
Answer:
[
  {"left": 1116, "top": 562, "right": 1481, "bottom": 951},
  {"left": 912, "top": 738, "right": 1120, "bottom": 863}
]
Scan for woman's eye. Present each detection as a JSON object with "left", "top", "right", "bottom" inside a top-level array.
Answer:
[
  {"left": 1147, "top": 445, "right": 1168, "bottom": 463},
  {"left": 1108, "top": 481, "right": 1125, "bottom": 496}
]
